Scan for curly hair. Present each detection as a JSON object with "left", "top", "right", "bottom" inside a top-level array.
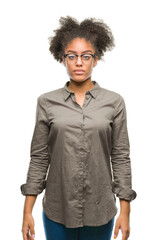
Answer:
[{"left": 48, "top": 16, "right": 115, "bottom": 63}]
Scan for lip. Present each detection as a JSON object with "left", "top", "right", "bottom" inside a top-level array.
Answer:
[{"left": 74, "top": 70, "right": 85, "bottom": 74}]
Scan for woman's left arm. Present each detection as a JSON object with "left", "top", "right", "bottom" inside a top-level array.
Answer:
[
  {"left": 110, "top": 95, "right": 137, "bottom": 240},
  {"left": 114, "top": 199, "right": 131, "bottom": 240}
]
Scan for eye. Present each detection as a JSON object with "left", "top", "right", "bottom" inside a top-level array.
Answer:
[
  {"left": 68, "top": 54, "right": 76, "bottom": 60},
  {"left": 82, "top": 54, "right": 91, "bottom": 60}
]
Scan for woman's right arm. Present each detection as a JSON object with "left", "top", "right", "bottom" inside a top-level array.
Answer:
[
  {"left": 22, "top": 195, "right": 37, "bottom": 240},
  {"left": 20, "top": 95, "right": 50, "bottom": 240}
]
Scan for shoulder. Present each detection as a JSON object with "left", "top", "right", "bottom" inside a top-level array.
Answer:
[
  {"left": 100, "top": 86, "right": 124, "bottom": 104},
  {"left": 37, "top": 87, "right": 63, "bottom": 101}
]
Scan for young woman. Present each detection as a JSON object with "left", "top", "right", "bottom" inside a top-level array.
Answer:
[{"left": 21, "top": 16, "right": 137, "bottom": 240}]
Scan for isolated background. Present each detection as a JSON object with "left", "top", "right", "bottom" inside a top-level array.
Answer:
[{"left": 0, "top": 0, "right": 156, "bottom": 239}]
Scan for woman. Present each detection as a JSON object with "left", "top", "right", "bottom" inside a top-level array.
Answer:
[{"left": 21, "top": 16, "right": 137, "bottom": 240}]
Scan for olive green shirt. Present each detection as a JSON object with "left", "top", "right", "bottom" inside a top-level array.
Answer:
[{"left": 20, "top": 80, "right": 137, "bottom": 228}]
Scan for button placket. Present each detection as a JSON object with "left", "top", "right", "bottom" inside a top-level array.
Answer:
[
  {"left": 75, "top": 95, "right": 90, "bottom": 224},
  {"left": 76, "top": 107, "right": 84, "bottom": 218}
]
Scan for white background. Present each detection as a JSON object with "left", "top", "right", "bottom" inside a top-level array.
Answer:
[{"left": 0, "top": 0, "right": 156, "bottom": 239}]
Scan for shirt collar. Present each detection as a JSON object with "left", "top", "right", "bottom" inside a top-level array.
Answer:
[{"left": 62, "top": 80, "right": 101, "bottom": 101}]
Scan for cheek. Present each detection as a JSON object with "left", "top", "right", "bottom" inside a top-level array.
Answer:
[
  {"left": 87, "top": 65, "right": 93, "bottom": 73},
  {"left": 65, "top": 65, "right": 72, "bottom": 75},
  {"left": 87, "top": 60, "right": 94, "bottom": 72}
]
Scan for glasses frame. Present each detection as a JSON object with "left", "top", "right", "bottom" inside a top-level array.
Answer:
[{"left": 63, "top": 53, "right": 96, "bottom": 63}]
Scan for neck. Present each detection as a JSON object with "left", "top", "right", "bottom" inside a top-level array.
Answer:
[{"left": 67, "top": 78, "right": 95, "bottom": 95}]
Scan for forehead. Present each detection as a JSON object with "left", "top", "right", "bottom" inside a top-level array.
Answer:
[{"left": 65, "top": 38, "right": 95, "bottom": 53}]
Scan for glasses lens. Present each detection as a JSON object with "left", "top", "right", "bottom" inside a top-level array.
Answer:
[
  {"left": 67, "top": 54, "right": 76, "bottom": 60},
  {"left": 82, "top": 54, "right": 92, "bottom": 61}
]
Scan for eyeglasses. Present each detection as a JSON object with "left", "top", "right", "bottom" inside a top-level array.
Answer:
[{"left": 64, "top": 53, "right": 96, "bottom": 64}]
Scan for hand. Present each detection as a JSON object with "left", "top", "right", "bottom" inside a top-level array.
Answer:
[
  {"left": 113, "top": 213, "right": 130, "bottom": 240},
  {"left": 21, "top": 213, "right": 35, "bottom": 240}
]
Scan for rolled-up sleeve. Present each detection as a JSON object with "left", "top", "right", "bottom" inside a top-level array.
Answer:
[
  {"left": 20, "top": 95, "right": 50, "bottom": 196},
  {"left": 110, "top": 95, "right": 137, "bottom": 202}
]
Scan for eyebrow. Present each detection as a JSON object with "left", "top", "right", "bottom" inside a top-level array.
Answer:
[{"left": 67, "top": 50, "right": 92, "bottom": 53}]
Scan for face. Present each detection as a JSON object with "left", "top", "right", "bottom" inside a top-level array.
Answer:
[{"left": 62, "top": 38, "right": 98, "bottom": 83}]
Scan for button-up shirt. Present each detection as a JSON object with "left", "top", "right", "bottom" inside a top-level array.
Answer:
[{"left": 20, "top": 80, "right": 137, "bottom": 228}]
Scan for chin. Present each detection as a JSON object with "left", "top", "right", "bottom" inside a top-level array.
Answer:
[{"left": 71, "top": 74, "right": 91, "bottom": 82}]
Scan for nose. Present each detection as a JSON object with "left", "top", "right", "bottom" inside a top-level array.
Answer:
[{"left": 75, "top": 56, "right": 83, "bottom": 65}]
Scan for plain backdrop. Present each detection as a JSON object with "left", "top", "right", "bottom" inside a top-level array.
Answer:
[{"left": 0, "top": 0, "right": 156, "bottom": 239}]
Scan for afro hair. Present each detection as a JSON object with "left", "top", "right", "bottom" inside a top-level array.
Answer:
[{"left": 48, "top": 16, "right": 115, "bottom": 63}]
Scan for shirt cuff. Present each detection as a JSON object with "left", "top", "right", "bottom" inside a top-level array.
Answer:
[
  {"left": 20, "top": 180, "right": 46, "bottom": 196},
  {"left": 111, "top": 182, "right": 137, "bottom": 202}
]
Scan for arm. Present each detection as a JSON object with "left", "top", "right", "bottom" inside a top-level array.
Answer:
[
  {"left": 110, "top": 95, "right": 137, "bottom": 240},
  {"left": 22, "top": 196, "right": 37, "bottom": 240},
  {"left": 20, "top": 95, "right": 50, "bottom": 240},
  {"left": 120, "top": 199, "right": 130, "bottom": 216},
  {"left": 20, "top": 95, "right": 50, "bottom": 196},
  {"left": 24, "top": 195, "right": 37, "bottom": 214},
  {"left": 114, "top": 199, "right": 131, "bottom": 240}
]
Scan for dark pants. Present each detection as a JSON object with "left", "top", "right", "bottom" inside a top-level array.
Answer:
[{"left": 42, "top": 209, "right": 114, "bottom": 240}]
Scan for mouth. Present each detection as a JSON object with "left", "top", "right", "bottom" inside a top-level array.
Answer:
[{"left": 74, "top": 70, "right": 85, "bottom": 74}]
